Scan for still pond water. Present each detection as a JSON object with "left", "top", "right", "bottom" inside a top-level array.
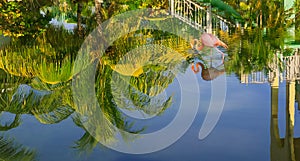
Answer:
[{"left": 0, "top": 18, "right": 300, "bottom": 161}]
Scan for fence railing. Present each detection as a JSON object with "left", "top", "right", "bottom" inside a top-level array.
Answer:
[
  {"left": 169, "top": 0, "right": 234, "bottom": 32},
  {"left": 242, "top": 49, "right": 300, "bottom": 84}
]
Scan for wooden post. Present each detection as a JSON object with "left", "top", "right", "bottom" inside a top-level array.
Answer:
[
  {"left": 286, "top": 80, "right": 296, "bottom": 161},
  {"left": 286, "top": 81, "right": 295, "bottom": 127}
]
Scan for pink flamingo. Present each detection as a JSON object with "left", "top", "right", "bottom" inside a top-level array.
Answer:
[
  {"left": 198, "top": 33, "right": 228, "bottom": 50},
  {"left": 190, "top": 33, "right": 228, "bottom": 60}
]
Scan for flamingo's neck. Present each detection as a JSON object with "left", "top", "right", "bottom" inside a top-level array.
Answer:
[
  {"left": 192, "top": 62, "right": 205, "bottom": 73},
  {"left": 196, "top": 62, "right": 205, "bottom": 70},
  {"left": 197, "top": 44, "right": 204, "bottom": 51}
]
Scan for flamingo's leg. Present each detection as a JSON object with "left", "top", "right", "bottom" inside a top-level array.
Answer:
[
  {"left": 215, "top": 47, "right": 225, "bottom": 63},
  {"left": 191, "top": 62, "right": 195, "bottom": 70},
  {"left": 210, "top": 48, "right": 213, "bottom": 67},
  {"left": 215, "top": 47, "right": 225, "bottom": 56},
  {"left": 215, "top": 47, "right": 224, "bottom": 55},
  {"left": 191, "top": 63, "right": 199, "bottom": 73}
]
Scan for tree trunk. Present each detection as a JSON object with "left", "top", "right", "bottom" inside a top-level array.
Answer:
[
  {"left": 77, "top": 1, "right": 83, "bottom": 37},
  {"left": 95, "top": 0, "right": 103, "bottom": 26},
  {"left": 92, "top": 0, "right": 107, "bottom": 57}
]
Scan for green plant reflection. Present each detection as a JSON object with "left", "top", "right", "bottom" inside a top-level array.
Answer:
[{"left": 0, "top": 0, "right": 299, "bottom": 159}]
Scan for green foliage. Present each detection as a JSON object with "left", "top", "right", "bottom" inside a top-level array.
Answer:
[
  {"left": 0, "top": 26, "right": 82, "bottom": 84},
  {"left": 33, "top": 106, "right": 74, "bottom": 124},
  {"left": 35, "top": 57, "right": 73, "bottom": 84},
  {"left": 106, "top": 33, "right": 188, "bottom": 117},
  {"left": 0, "top": 114, "right": 21, "bottom": 131},
  {"left": 0, "top": 135, "right": 36, "bottom": 161},
  {"left": 48, "top": 0, "right": 77, "bottom": 21},
  {"left": 295, "top": 0, "right": 300, "bottom": 41},
  {"left": 210, "top": 0, "right": 242, "bottom": 20},
  {"left": 72, "top": 130, "right": 99, "bottom": 157},
  {"left": 0, "top": 36, "right": 11, "bottom": 48},
  {"left": 225, "top": 29, "right": 276, "bottom": 74},
  {"left": 0, "top": 0, "right": 52, "bottom": 38},
  {"left": 196, "top": 0, "right": 242, "bottom": 22}
]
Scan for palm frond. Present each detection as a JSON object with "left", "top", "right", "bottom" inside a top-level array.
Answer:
[
  {"left": 0, "top": 114, "right": 21, "bottom": 131},
  {"left": 0, "top": 135, "right": 36, "bottom": 161},
  {"left": 32, "top": 106, "right": 74, "bottom": 124},
  {"left": 72, "top": 132, "right": 98, "bottom": 157}
]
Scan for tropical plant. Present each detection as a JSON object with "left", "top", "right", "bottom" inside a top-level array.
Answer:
[
  {"left": 0, "top": 135, "right": 36, "bottom": 161},
  {"left": 225, "top": 28, "right": 276, "bottom": 75},
  {"left": 0, "top": 114, "right": 21, "bottom": 131},
  {"left": 295, "top": 0, "right": 300, "bottom": 42},
  {"left": 0, "top": 0, "right": 52, "bottom": 38},
  {"left": 72, "top": 62, "right": 145, "bottom": 148},
  {"left": 0, "top": 26, "right": 82, "bottom": 84}
]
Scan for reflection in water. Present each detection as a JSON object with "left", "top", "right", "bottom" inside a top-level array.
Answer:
[
  {"left": 72, "top": 29, "right": 199, "bottom": 153},
  {"left": 0, "top": 26, "right": 80, "bottom": 84},
  {"left": 269, "top": 51, "right": 300, "bottom": 161},
  {"left": 191, "top": 61, "right": 225, "bottom": 81},
  {"left": 270, "top": 78, "right": 298, "bottom": 161},
  {"left": 0, "top": 135, "right": 36, "bottom": 161},
  {"left": 0, "top": 11, "right": 299, "bottom": 160},
  {"left": 0, "top": 23, "right": 228, "bottom": 157},
  {"left": 0, "top": 22, "right": 196, "bottom": 156},
  {"left": 242, "top": 49, "right": 300, "bottom": 161},
  {"left": 188, "top": 43, "right": 226, "bottom": 81},
  {"left": 0, "top": 0, "right": 299, "bottom": 159}
]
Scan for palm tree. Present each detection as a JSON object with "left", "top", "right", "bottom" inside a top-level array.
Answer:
[{"left": 76, "top": 0, "right": 84, "bottom": 36}]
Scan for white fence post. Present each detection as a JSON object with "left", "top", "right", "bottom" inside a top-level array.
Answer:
[
  {"left": 206, "top": 4, "right": 212, "bottom": 33},
  {"left": 170, "top": 0, "right": 175, "bottom": 16}
]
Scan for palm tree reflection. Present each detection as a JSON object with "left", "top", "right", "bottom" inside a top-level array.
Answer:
[
  {"left": 0, "top": 135, "right": 36, "bottom": 161},
  {"left": 0, "top": 29, "right": 196, "bottom": 156}
]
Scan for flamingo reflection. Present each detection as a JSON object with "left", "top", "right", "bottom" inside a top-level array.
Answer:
[{"left": 191, "top": 61, "right": 225, "bottom": 81}]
